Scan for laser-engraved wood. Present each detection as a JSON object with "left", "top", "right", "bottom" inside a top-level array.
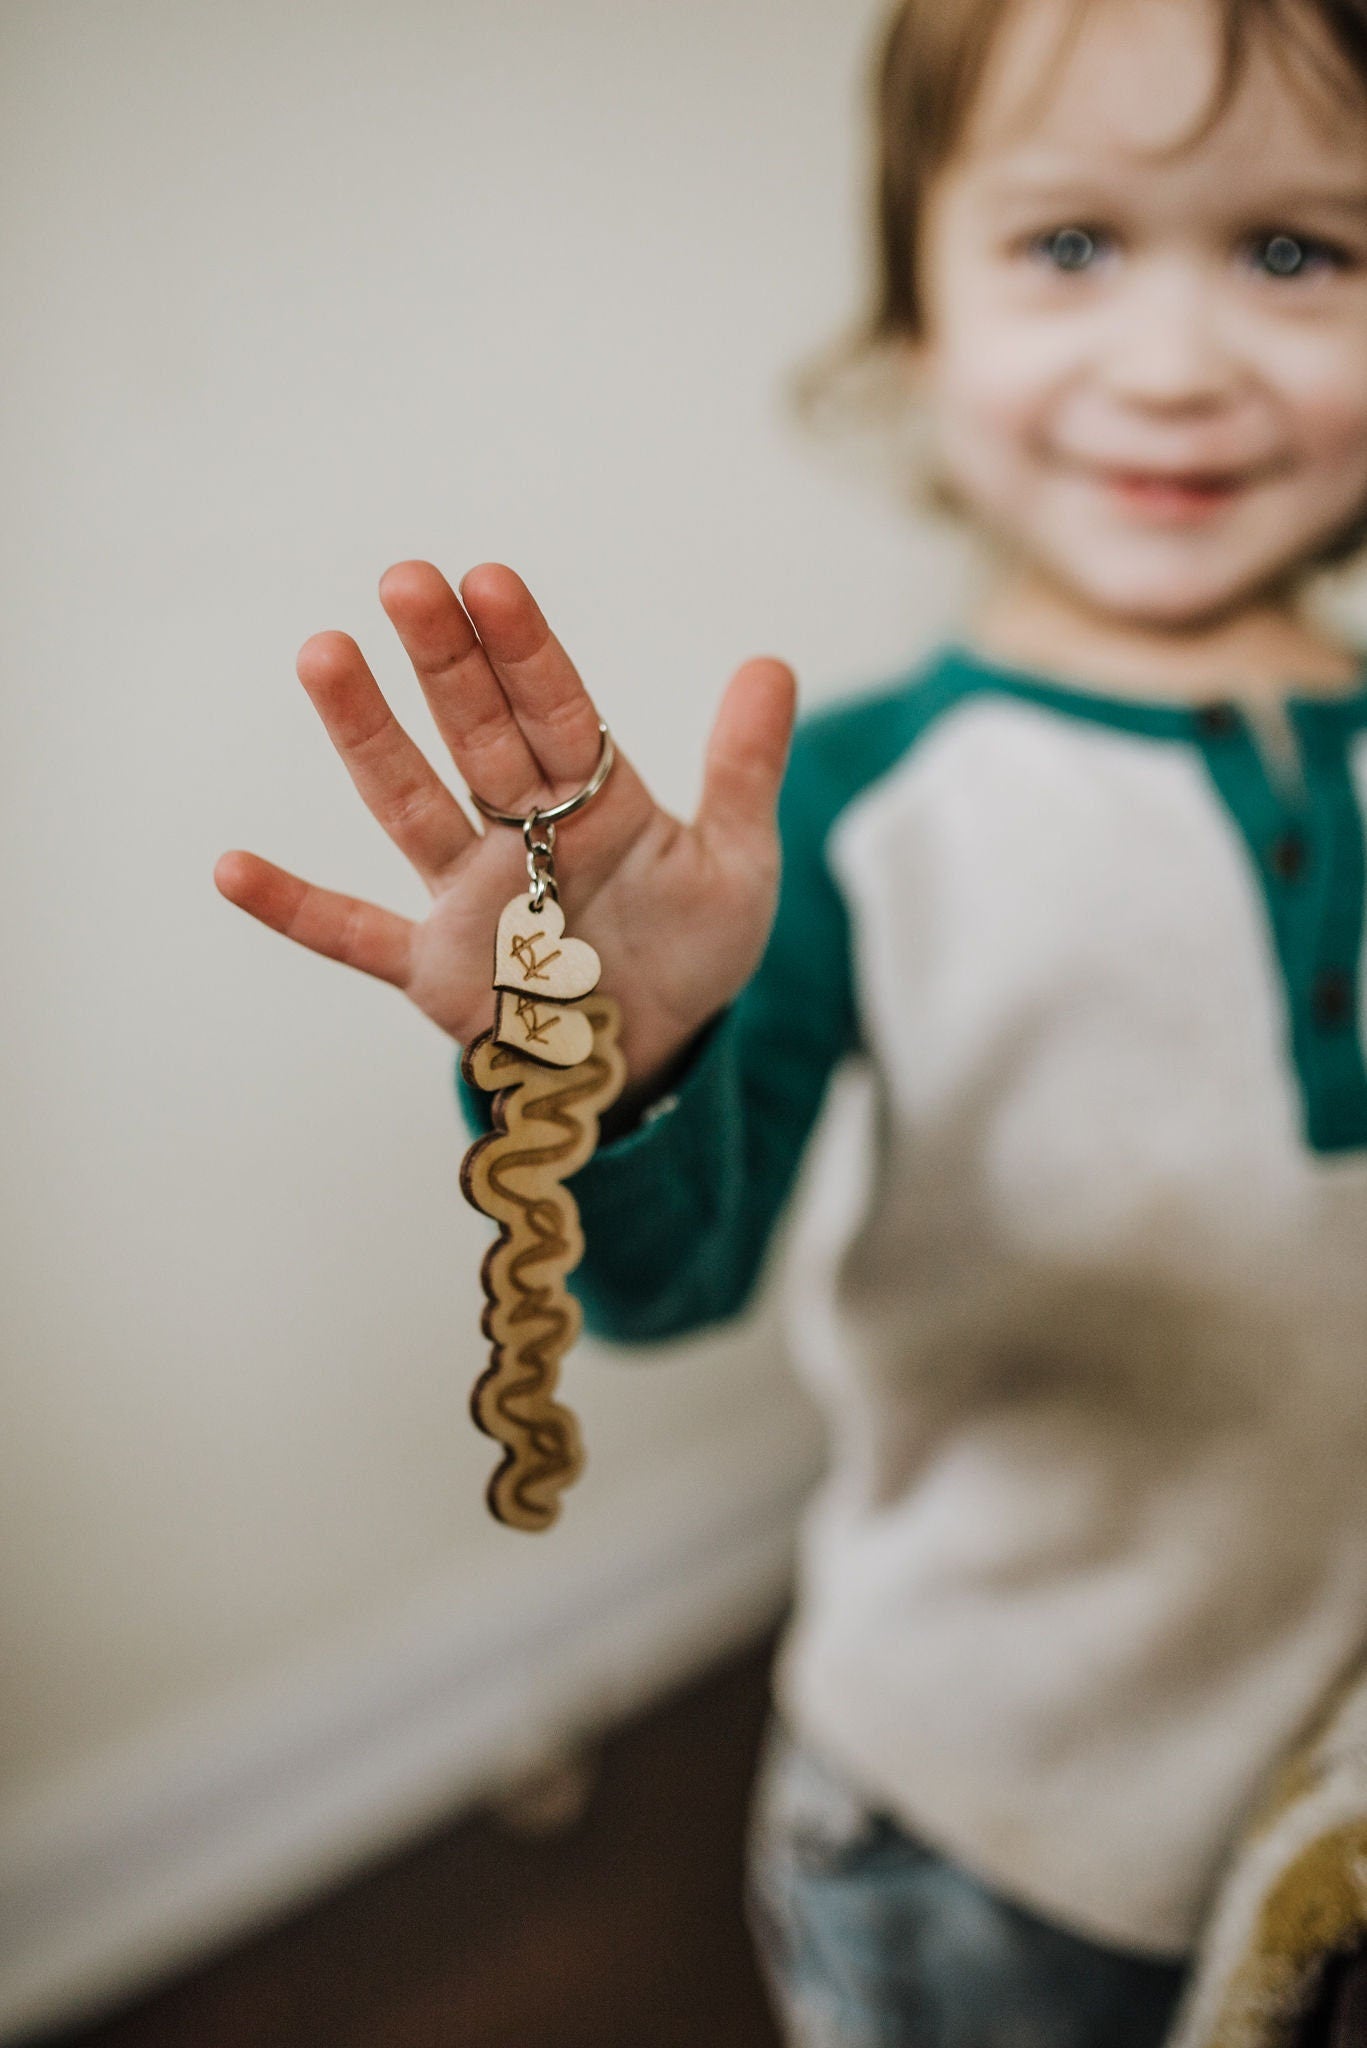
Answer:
[
  {"left": 494, "top": 895, "right": 602, "bottom": 1002},
  {"left": 459, "top": 993, "right": 625, "bottom": 1531},
  {"left": 494, "top": 987, "right": 596, "bottom": 1068}
]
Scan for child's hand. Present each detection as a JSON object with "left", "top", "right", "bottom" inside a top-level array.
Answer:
[{"left": 214, "top": 561, "right": 796, "bottom": 1097}]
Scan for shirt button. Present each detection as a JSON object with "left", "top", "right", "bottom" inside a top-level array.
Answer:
[
  {"left": 1196, "top": 702, "right": 1240, "bottom": 737},
  {"left": 1268, "top": 829, "right": 1308, "bottom": 881},
  {"left": 1312, "top": 968, "right": 1355, "bottom": 1029}
]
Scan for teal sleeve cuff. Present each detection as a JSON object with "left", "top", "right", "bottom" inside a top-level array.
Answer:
[
  {"left": 451, "top": 1009, "right": 743, "bottom": 1346},
  {"left": 455, "top": 1053, "right": 493, "bottom": 1139},
  {"left": 568, "top": 1005, "right": 747, "bottom": 1341},
  {"left": 451, "top": 1009, "right": 731, "bottom": 1163},
  {"left": 565, "top": 1005, "right": 733, "bottom": 1183}
]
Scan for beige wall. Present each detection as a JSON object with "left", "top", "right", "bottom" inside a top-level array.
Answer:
[{"left": 0, "top": 0, "right": 982, "bottom": 2031}]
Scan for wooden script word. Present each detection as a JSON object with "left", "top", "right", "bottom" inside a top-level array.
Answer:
[{"left": 459, "top": 993, "right": 625, "bottom": 1531}]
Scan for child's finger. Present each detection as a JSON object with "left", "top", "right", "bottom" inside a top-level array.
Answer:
[
  {"left": 377, "top": 560, "right": 547, "bottom": 818},
  {"left": 457, "top": 564, "right": 638, "bottom": 806},
  {"left": 214, "top": 850, "right": 415, "bottom": 988},
  {"left": 696, "top": 658, "right": 797, "bottom": 850},
  {"left": 294, "top": 630, "right": 477, "bottom": 888}
]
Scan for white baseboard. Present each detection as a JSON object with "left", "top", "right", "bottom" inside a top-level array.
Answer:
[{"left": 0, "top": 1411, "right": 821, "bottom": 2043}]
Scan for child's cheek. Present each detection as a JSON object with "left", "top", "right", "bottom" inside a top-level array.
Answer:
[
  {"left": 1256, "top": 323, "right": 1367, "bottom": 465},
  {"left": 928, "top": 335, "right": 1060, "bottom": 524}
]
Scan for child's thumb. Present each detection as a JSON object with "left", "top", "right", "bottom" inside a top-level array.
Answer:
[{"left": 697, "top": 657, "right": 796, "bottom": 847}]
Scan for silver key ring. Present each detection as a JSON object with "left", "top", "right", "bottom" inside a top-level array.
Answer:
[{"left": 467, "top": 721, "right": 615, "bottom": 829}]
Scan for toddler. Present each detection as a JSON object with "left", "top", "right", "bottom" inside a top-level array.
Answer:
[{"left": 215, "top": 0, "right": 1367, "bottom": 2040}]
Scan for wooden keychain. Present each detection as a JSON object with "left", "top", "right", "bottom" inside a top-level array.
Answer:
[{"left": 458, "top": 723, "right": 626, "bottom": 1532}]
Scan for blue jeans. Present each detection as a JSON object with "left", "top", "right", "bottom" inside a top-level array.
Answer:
[{"left": 743, "top": 1716, "right": 1192, "bottom": 2048}]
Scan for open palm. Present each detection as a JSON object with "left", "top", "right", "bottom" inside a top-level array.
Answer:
[{"left": 214, "top": 560, "right": 796, "bottom": 1094}]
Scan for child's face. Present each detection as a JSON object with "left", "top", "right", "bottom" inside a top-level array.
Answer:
[{"left": 914, "top": 0, "right": 1367, "bottom": 628}]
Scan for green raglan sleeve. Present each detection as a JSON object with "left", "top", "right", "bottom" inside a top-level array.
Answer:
[{"left": 454, "top": 716, "right": 860, "bottom": 1343}]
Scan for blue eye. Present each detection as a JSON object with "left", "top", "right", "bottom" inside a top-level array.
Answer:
[
  {"left": 1030, "top": 225, "right": 1107, "bottom": 272},
  {"left": 1249, "top": 231, "right": 1343, "bottom": 278}
]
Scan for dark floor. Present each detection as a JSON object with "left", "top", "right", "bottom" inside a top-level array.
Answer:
[{"left": 38, "top": 1630, "right": 787, "bottom": 2048}]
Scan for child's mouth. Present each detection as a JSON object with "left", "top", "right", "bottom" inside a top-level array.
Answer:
[{"left": 1093, "top": 465, "right": 1252, "bottom": 524}]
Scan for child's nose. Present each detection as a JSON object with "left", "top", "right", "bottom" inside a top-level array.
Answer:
[{"left": 1100, "top": 265, "right": 1239, "bottom": 414}]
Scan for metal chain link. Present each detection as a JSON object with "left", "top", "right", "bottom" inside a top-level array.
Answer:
[{"left": 523, "top": 812, "right": 558, "bottom": 912}]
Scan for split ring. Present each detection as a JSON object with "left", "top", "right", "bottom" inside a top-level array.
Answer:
[{"left": 467, "top": 721, "right": 615, "bottom": 829}]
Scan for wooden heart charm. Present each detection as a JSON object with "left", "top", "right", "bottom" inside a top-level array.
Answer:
[
  {"left": 495, "top": 988, "right": 595, "bottom": 1068},
  {"left": 494, "top": 895, "right": 601, "bottom": 1002}
]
